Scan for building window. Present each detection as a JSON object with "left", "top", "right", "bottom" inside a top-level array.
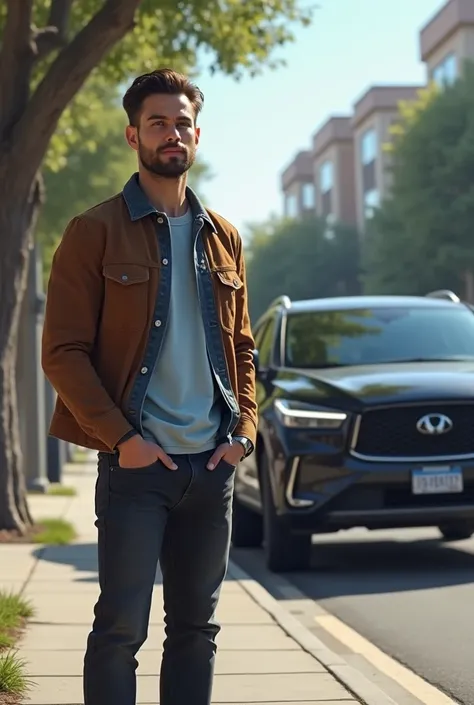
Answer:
[
  {"left": 301, "top": 182, "right": 315, "bottom": 210},
  {"left": 285, "top": 193, "right": 298, "bottom": 219},
  {"left": 320, "top": 160, "right": 333, "bottom": 194},
  {"left": 364, "top": 189, "right": 380, "bottom": 220},
  {"left": 432, "top": 52, "right": 457, "bottom": 87},
  {"left": 361, "top": 128, "right": 377, "bottom": 165}
]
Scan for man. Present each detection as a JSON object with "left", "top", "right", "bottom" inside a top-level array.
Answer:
[{"left": 42, "top": 68, "right": 257, "bottom": 705}]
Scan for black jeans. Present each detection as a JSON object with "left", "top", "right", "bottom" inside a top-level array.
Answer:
[{"left": 83, "top": 449, "right": 235, "bottom": 705}]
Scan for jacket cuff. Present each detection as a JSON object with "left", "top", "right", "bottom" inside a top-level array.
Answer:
[
  {"left": 233, "top": 415, "right": 257, "bottom": 447},
  {"left": 95, "top": 407, "right": 135, "bottom": 451},
  {"left": 115, "top": 428, "right": 139, "bottom": 449}
]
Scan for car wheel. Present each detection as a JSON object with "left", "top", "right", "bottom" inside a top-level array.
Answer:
[
  {"left": 261, "top": 454, "right": 311, "bottom": 573},
  {"left": 231, "top": 495, "right": 263, "bottom": 548},
  {"left": 438, "top": 522, "right": 474, "bottom": 541}
]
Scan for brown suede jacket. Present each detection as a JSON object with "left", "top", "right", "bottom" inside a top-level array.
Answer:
[{"left": 41, "top": 181, "right": 257, "bottom": 453}]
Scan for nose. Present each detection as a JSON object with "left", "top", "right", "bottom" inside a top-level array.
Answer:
[{"left": 165, "top": 125, "right": 181, "bottom": 141}]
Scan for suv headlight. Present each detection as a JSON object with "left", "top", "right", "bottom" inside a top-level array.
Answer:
[{"left": 274, "top": 399, "right": 348, "bottom": 429}]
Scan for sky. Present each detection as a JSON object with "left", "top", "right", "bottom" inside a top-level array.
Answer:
[{"left": 194, "top": 0, "right": 445, "bottom": 235}]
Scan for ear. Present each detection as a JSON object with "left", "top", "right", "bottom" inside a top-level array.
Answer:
[
  {"left": 194, "top": 126, "right": 201, "bottom": 147},
  {"left": 125, "top": 125, "right": 139, "bottom": 152}
]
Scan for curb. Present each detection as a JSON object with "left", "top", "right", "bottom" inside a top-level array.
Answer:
[{"left": 228, "top": 559, "right": 399, "bottom": 705}]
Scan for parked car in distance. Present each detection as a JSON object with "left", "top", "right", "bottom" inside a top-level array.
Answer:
[{"left": 232, "top": 290, "right": 474, "bottom": 572}]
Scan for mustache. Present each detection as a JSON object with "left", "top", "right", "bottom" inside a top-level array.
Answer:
[{"left": 158, "top": 143, "right": 186, "bottom": 154}]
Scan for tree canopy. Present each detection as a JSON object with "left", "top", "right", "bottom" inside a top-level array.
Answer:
[
  {"left": 245, "top": 216, "right": 361, "bottom": 322},
  {"left": 363, "top": 67, "right": 474, "bottom": 299}
]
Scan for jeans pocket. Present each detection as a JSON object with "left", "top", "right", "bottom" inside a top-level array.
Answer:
[
  {"left": 115, "top": 461, "right": 159, "bottom": 472},
  {"left": 219, "top": 458, "right": 237, "bottom": 471}
]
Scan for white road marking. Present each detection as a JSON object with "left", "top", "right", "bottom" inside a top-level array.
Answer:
[{"left": 315, "top": 613, "right": 458, "bottom": 705}]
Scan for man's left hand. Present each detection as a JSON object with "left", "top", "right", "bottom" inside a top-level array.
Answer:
[{"left": 207, "top": 441, "right": 244, "bottom": 471}]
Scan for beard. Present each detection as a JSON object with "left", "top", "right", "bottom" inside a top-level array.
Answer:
[{"left": 138, "top": 140, "right": 195, "bottom": 179}]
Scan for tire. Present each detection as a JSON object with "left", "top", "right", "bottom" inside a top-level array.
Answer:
[
  {"left": 438, "top": 521, "right": 474, "bottom": 542},
  {"left": 231, "top": 495, "right": 263, "bottom": 548},
  {"left": 261, "top": 454, "right": 311, "bottom": 572}
]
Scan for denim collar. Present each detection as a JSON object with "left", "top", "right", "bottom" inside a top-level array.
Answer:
[{"left": 122, "top": 173, "right": 216, "bottom": 233}]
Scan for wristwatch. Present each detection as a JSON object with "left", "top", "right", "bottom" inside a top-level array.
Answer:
[{"left": 232, "top": 436, "right": 254, "bottom": 459}]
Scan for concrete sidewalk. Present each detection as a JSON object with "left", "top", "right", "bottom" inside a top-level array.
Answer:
[{"left": 2, "top": 458, "right": 364, "bottom": 705}]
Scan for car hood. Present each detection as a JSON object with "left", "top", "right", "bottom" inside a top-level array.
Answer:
[{"left": 273, "top": 361, "right": 474, "bottom": 410}]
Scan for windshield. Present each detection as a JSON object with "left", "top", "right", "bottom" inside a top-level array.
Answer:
[{"left": 284, "top": 306, "right": 474, "bottom": 368}]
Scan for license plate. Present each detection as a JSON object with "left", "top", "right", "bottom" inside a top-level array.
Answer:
[{"left": 412, "top": 467, "right": 463, "bottom": 495}]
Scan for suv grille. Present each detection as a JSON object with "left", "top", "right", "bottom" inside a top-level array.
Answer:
[{"left": 353, "top": 403, "right": 474, "bottom": 459}]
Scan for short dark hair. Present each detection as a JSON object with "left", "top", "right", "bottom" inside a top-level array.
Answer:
[{"left": 123, "top": 68, "right": 204, "bottom": 126}]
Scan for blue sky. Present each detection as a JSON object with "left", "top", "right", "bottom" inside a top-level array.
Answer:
[{"left": 195, "top": 0, "right": 444, "bottom": 235}]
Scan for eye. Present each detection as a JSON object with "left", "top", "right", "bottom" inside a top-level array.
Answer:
[{"left": 152, "top": 120, "right": 165, "bottom": 127}]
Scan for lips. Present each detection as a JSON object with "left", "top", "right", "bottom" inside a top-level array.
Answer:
[{"left": 161, "top": 148, "right": 185, "bottom": 156}]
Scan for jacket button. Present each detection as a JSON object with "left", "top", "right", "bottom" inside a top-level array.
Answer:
[
  {"left": 233, "top": 279, "right": 239, "bottom": 287},
  {"left": 162, "top": 258, "right": 168, "bottom": 265},
  {"left": 154, "top": 319, "right": 162, "bottom": 327},
  {"left": 141, "top": 366, "right": 148, "bottom": 374},
  {"left": 121, "top": 275, "right": 128, "bottom": 282},
  {"left": 157, "top": 216, "right": 164, "bottom": 224}
]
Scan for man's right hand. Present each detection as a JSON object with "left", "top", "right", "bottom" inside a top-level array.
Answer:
[{"left": 117, "top": 434, "right": 177, "bottom": 470}]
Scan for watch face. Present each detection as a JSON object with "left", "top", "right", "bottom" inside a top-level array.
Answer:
[{"left": 235, "top": 437, "right": 250, "bottom": 454}]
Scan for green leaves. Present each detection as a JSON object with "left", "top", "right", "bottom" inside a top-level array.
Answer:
[
  {"left": 25, "top": 0, "right": 313, "bottom": 84},
  {"left": 364, "top": 62, "right": 474, "bottom": 299},
  {"left": 245, "top": 216, "right": 361, "bottom": 322}
]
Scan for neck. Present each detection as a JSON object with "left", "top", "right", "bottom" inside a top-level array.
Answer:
[{"left": 138, "top": 167, "right": 188, "bottom": 217}]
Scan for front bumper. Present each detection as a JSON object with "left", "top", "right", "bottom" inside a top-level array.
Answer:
[{"left": 284, "top": 453, "right": 474, "bottom": 533}]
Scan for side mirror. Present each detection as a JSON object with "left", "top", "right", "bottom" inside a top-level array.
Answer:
[{"left": 252, "top": 348, "right": 259, "bottom": 374}]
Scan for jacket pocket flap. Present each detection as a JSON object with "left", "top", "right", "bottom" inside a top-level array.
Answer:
[
  {"left": 216, "top": 270, "right": 243, "bottom": 290},
  {"left": 103, "top": 264, "right": 150, "bottom": 285}
]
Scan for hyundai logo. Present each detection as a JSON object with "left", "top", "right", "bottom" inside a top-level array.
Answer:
[{"left": 416, "top": 413, "right": 453, "bottom": 435}]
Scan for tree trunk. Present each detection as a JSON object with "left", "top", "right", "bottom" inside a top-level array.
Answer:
[
  {"left": 0, "top": 167, "right": 41, "bottom": 533},
  {"left": 0, "top": 0, "right": 142, "bottom": 533}
]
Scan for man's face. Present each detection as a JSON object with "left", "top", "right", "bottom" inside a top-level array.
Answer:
[{"left": 126, "top": 93, "right": 200, "bottom": 178}]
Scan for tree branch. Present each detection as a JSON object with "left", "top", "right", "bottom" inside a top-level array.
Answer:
[
  {"left": 34, "top": 0, "right": 75, "bottom": 62},
  {"left": 0, "top": 0, "right": 35, "bottom": 139},
  {"left": 10, "top": 0, "right": 142, "bottom": 190}
]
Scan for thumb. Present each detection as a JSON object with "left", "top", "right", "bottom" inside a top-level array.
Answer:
[{"left": 207, "top": 447, "right": 226, "bottom": 471}]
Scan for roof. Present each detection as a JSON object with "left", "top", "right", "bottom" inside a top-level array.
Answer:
[{"left": 282, "top": 295, "right": 464, "bottom": 313}]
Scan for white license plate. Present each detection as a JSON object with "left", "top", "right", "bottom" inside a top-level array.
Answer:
[{"left": 412, "top": 467, "right": 463, "bottom": 495}]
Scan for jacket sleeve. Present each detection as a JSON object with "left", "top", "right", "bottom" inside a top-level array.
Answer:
[
  {"left": 41, "top": 216, "right": 134, "bottom": 450},
  {"left": 232, "top": 233, "right": 258, "bottom": 445}
]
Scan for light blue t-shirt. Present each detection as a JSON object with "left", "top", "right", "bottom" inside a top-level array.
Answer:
[{"left": 142, "top": 209, "right": 221, "bottom": 454}]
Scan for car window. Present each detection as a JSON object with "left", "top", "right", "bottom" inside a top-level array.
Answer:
[
  {"left": 285, "top": 306, "right": 474, "bottom": 368},
  {"left": 259, "top": 316, "right": 277, "bottom": 368}
]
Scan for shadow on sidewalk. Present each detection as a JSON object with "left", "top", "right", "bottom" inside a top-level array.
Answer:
[
  {"left": 31, "top": 543, "right": 162, "bottom": 584},
  {"left": 32, "top": 543, "right": 238, "bottom": 585}
]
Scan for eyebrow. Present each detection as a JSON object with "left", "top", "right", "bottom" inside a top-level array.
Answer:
[{"left": 147, "top": 114, "right": 193, "bottom": 123}]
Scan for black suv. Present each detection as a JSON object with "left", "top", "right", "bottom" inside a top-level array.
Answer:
[{"left": 232, "top": 291, "right": 474, "bottom": 572}]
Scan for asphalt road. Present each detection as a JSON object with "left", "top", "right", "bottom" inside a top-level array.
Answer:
[{"left": 232, "top": 528, "right": 474, "bottom": 705}]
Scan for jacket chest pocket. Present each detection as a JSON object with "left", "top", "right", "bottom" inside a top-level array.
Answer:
[
  {"left": 102, "top": 264, "right": 150, "bottom": 330},
  {"left": 213, "top": 268, "right": 243, "bottom": 333}
]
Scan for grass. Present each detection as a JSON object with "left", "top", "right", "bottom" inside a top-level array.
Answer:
[
  {"left": 0, "top": 592, "right": 35, "bottom": 698},
  {"left": 33, "top": 518, "right": 76, "bottom": 545},
  {"left": 27, "top": 483, "right": 77, "bottom": 498},
  {"left": 0, "top": 592, "right": 34, "bottom": 650},
  {"left": 0, "top": 652, "right": 33, "bottom": 697},
  {"left": 46, "top": 484, "right": 77, "bottom": 497},
  {"left": 72, "top": 446, "right": 91, "bottom": 463}
]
